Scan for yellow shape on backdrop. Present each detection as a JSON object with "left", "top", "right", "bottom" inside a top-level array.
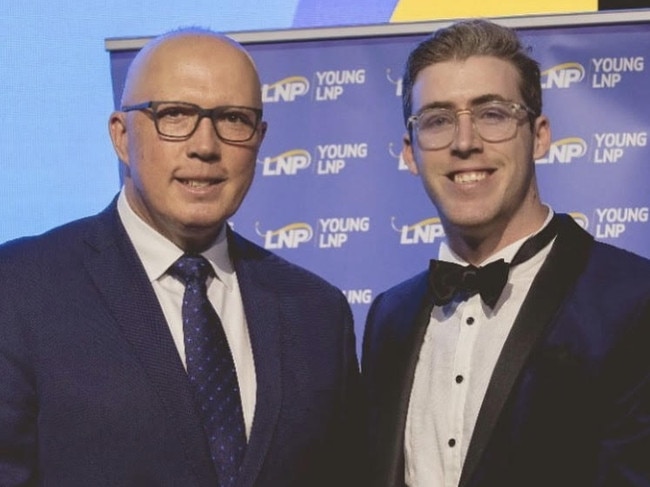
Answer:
[{"left": 390, "top": 0, "right": 597, "bottom": 22}]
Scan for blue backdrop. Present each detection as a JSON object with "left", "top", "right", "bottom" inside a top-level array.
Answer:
[
  {"left": 0, "top": 0, "right": 403, "bottom": 245},
  {"left": 107, "top": 13, "right": 650, "bottom": 344}
]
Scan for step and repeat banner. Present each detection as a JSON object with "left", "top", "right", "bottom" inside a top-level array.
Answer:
[{"left": 106, "top": 12, "right": 650, "bottom": 342}]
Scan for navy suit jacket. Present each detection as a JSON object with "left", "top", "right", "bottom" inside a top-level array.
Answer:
[
  {"left": 0, "top": 199, "right": 364, "bottom": 486},
  {"left": 362, "top": 214, "right": 650, "bottom": 487}
]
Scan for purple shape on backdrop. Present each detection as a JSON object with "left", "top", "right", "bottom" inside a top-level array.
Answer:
[{"left": 292, "top": 0, "right": 398, "bottom": 27}]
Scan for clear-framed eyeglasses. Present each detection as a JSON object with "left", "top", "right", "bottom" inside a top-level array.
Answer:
[
  {"left": 407, "top": 100, "right": 536, "bottom": 150},
  {"left": 121, "top": 101, "right": 263, "bottom": 142}
]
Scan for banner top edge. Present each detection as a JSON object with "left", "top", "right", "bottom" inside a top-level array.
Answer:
[{"left": 104, "top": 9, "right": 650, "bottom": 52}]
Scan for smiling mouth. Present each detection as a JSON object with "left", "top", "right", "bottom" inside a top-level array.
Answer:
[
  {"left": 451, "top": 171, "right": 491, "bottom": 184},
  {"left": 178, "top": 178, "right": 220, "bottom": 188}
]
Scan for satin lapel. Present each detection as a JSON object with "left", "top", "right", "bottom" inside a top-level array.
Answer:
[
  {"left": 82, "top": 203, "right": 218, "bottom": 484},
  {"left": 227, "top": 231, "right": 282, "bottom": 487},
  {"left": 459, "top": 215, "right": 593, "bottom": 487},
  {"left": 377, "top": 277, "right": 434, "bottom": 487}
]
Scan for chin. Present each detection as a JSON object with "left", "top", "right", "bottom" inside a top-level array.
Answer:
[
  {"left": 446, "top": 212, "right": 499, "bottom": 235},
  {"left": 184, "top": 217, "right": 225, "bottom": 232},
  {"left": 442, "top": 205, "right": 488, "bottom": 224}
]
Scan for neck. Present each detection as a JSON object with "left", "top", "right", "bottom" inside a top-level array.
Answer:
[
  {"left": 445, "top": 206, "right": 549, "bottom": 266},
  {"left": 175, "top": 226, "right": 225, "bottom": 255}
]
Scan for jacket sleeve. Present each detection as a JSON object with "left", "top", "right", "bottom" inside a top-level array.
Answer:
[
  {"left": 595, "top": 296, "right": 650, "bottom": 486},
  {"left": 0, "top": 269, "right": 38, "bottom": 486}
]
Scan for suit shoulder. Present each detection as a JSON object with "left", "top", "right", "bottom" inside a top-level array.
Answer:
[
  {"left": 377, "top": 270, "right": 429, "bottom": 302},
  {"left": 367, "top": 270, "right": 429, "bottom": 324},
  {"left": 580, "top": 241, "right": 650, "bottom": 300},
  {"left": 229, "top": 231, "right": 345, "bottom": 299},
  {"left": 554, "top": 215, "right": 650, "bottom": 295},
  {"left": 589, "top": 240, "right": 650, "bottom": 280},
  {"left": 0, "top": 214, "right": 99, "bottom": 266}
]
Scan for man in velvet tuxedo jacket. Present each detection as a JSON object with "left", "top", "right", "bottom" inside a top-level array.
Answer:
[
  {"left": 362, "top": 20, "right": 650, "bottom": 487},
  {"left": 0, "top": 29, "right": 363, "bottom": 486}
]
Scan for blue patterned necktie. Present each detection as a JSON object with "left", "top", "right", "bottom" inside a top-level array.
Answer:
[{"left": 168, "top": 254, "right": 246, "bottom": 487}]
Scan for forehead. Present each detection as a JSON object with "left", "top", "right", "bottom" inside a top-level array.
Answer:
[
  {"left": 411, "top": 56, "right": 522, "bottom": 109},
  {"left": 130, "top": 35, "right": 260, "bottom": 105}
]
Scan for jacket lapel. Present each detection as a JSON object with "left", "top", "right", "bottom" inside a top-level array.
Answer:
[
  {"left": 82, "top": 202, "right": 218, "bottom": 485},
  {"left": 459, "top": 215, "right": 593, "bottom": 487},
  {"left": 370, "top": 274, "right": 433, "bottom": 487},
  {"left": 226, "top": 231, "right": 283, "bottom": 487}
]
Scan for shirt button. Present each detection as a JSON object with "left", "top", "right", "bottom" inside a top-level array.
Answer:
[
  {"left": 466, "top": 317, "right": 475, "bottom": 325},
  {"left": 448, "top": 438, "right": 456, "bottom": 447},
  {"left": 455, "top": 375, "right": 464, "bottom": 384}
]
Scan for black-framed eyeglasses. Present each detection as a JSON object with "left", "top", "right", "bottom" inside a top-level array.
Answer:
[
  {"left": 121, "top": 101, "right": 263, "bottom": 142},
  {"left": 407, "top": 100, "right": 535, "bottom": 150}
]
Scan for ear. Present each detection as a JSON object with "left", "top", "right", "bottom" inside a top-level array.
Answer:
[
  {"left": 402, "top": 132, "right": 420, "bottom": 176},
  {"left": 109, "top": 111, "right": 130, "bottom": 166},
  {"left": 257, "top": 120, "right": 268, "bottom": 144},
  {"left": 532, "top": 114, "right": 551, "bottom": 161}
]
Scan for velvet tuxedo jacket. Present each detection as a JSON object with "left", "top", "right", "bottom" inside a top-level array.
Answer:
[
  {"left": 362, "top": 214, "right": 650, "bottom": 487},
  {"left": 0, "top": 199, "right": 364, "bottom": 486}
]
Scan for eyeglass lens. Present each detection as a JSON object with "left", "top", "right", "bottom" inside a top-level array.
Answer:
[
  {"left": 414, "top": 102, "right": 525, "bottom": 149},
  {"left": 153, "top": 102, "right": 259, "bottom": 141}
]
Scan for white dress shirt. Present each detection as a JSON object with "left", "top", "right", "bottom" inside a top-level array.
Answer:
[
  {"left": 117, "top": 190, "right": 257, "bottom": 439},
  {"left": 405, "top": 209, "right": 556, "bottom": 487}
]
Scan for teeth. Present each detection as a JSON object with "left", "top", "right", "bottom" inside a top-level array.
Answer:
[
  {"left": 183, "top": 180, "right": 211, "bottom": 188},
  {"left": 454, "top": 171, "right": 487, "bottom": 184}
]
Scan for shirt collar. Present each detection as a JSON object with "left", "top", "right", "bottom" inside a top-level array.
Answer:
[
  {"left": 116, "top": 188, "right": 235, "bottom": 289},
  {"left": 438, "top": 205, "right": 555, "bottom": 266}
]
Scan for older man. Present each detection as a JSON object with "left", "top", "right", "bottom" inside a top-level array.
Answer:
[{"left": 0, "top": 29, "right": 363, "bottom": 486}]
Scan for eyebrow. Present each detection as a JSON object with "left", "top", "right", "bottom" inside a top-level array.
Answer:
[{"left": 415, "top": 94, "right": 512, "bottom": 113}]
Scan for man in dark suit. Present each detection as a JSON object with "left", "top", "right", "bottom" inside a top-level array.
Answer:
[
  {"left": 362, "top": 19, "right": 650, "bottom": 487},
  {"left": 0, "top": 28, "right": 363, "bottom": 486}
]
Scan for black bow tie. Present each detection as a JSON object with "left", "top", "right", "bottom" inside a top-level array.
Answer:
[
  {"left": 428, "top": 215, "right": 560, "bottom": 309},
  {"left": 429, "top": 259, "right": 509, "bottom": 309}
]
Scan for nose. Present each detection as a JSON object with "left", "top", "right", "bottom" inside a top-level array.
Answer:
[
  {"left": 187, "top": 116, "right": 221, "bottom": 161},
  {"left": 450, "top": 110, "right": 481, "bottom": 154}
]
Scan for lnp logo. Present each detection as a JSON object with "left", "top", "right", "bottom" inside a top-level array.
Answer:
[
  {"left": 315, "top": 142, "right": 368, "bottom": 175},
  {"left": 259, "top": 149, "right": 311, "bottom": 176},
  {"left": 537, "top": 137, "right": 587, "bottom": 164},
  {"left": 392, "top": 216, "right": 445, "bottom": 245},
  {"left": 317, "top": 216, "right": 370, "bottom": 248},
  {"left": 262, "top": 76, "right": 310, "bottom": 103},
  {"left": 313, "top": 69, "right": 366, "bottom": 101},
  {"left": 569, "top": 212, "right": 589, "bottom": 230},
  {"left": 342, "top": 289, "right": 373, "bottom": 305},
  {"left": 389, "top": 142, "right": 409, "bottom": 171},
  {"left": 541, "top": 62, "right": 585, "bottom": 89},
  {"left": 594, "top": 207, "right": 649, "bottom": 239},
  {"left": 591, "top": 56, "right": 644, "bottom": 88},
  {"left": 385, "top": 68, "right": 402, "bottom": 96},
  {"left": 593, "top": 131, "right": 647, "bottom": 164},
  {"left": 255, "top": 222, "right": 313, "bottom": 249}
]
